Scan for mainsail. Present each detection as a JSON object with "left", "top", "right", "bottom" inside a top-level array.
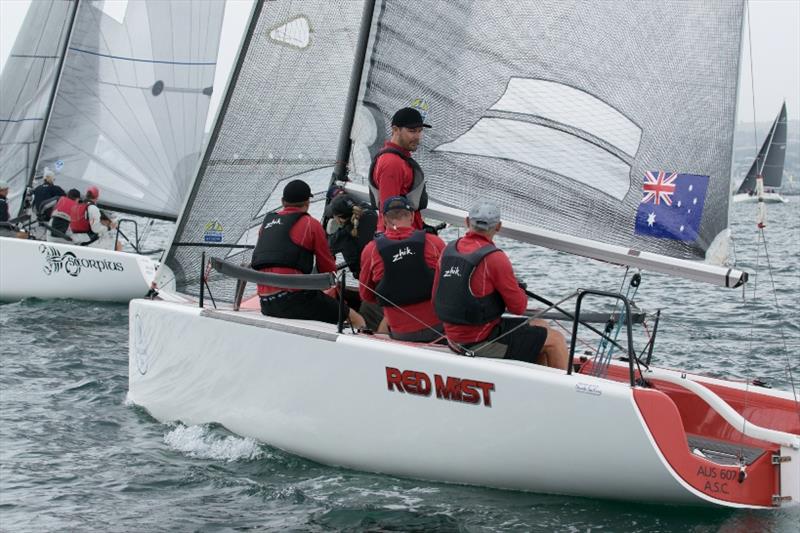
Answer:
[
  {"left": 735, "top": 102, "right": 788, "bottom": 194},
  {"left": 34, "top": 0, "right": 225, "bottom": 220},
  {"left": 351, "top": 0, "right": 745, "bottom": 263},
  {"left": 0, "top": 0, "right": 77, "bottom": 217},
  {"left": 168, "top": 0, "right": 747, "bottom": 294},
  {"left": 167, "top": 1, "right": 368, "bottom": 295}
]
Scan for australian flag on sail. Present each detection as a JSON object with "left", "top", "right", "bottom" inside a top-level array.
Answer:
[{"left": 634, "top": 171, "right": 709, "bottom": 241}]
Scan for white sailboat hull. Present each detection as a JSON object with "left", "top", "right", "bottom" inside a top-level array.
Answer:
[
  {"left": 0, "top": 237, "right": 173, "bottom": 302},
  {"left": 129, "top": 298, "right": 799, "bottom": 508},
  {"left": 732, "top": 193, "right": 787, "bottom": 204}
]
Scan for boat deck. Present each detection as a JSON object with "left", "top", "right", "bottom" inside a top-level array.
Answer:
[
  {"left": 687, "top": 435, "right": 766, "bottom": 466},
  {"left": 199, "top": 305, "right": 457, "bottom": 354}
]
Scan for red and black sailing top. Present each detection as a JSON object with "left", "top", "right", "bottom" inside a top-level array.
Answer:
[
  {"left": 253, "top": 206, "right": 337, "bottom": 296},
  {"left": 359, "top": 226, "right": 445, "bottom": 334},
  {"left": 432, "top": 231, "right": 527, "bottom": 344},
  {"left": 370, "top": 141, "right": 425, "bottom": 231}
]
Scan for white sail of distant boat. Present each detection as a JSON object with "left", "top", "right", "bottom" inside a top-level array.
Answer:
[
  {"left": 35, "top": 0, "right": 225, "bottom": 220},
  {"left": 128, "top": 0, "right": 799, "bottom": 509},
  {"left": 733, "top": 102, "right": 788, "bottom": 204},
  {"left": 0, "top": 0, "right": 226, "bottom": 303},
  {"left": 0, "top": 0, "right": 77, "bottom": 217}
]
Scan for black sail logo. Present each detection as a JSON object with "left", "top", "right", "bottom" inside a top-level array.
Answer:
[{"left": 39, "top": 245, "right": 125, "bottom": 277}]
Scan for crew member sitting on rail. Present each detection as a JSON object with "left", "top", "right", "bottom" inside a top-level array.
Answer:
[
  {"left": 70, "top": 186, "right": 118, "bottom": 248},
  {"left": 48, "top": 188, "right": 80, "bottom": 243},
  {"left": 252, "top": 179, "right": 365, "bottom": 328},
  {"left": 433, "top": 200, "right": 569, "bottom": 369},
  {"left": 360, "top": 195, "right": 446, "bottom": 342}
]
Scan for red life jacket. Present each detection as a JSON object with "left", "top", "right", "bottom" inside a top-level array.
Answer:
[
  {"left": 52, "top": 196, "right": 77, "bottom": 218},
  {"left": 70, "top": 202, "right": 92, "bottom": 233}
]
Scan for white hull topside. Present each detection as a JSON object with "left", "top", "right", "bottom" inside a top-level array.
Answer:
[
  {"left": 0, "top": 237, "right": 174, "bottom": 302},
  {"left": 732, "top": 192, "right": 787, "bottom": 204},
  {"left": 129, "top": 298, "right": 799, "bottom": 508}
]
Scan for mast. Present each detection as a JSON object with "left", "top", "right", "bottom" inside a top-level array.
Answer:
[
  {"left": 329, "top": 0, "right": 377, "bottom": 185},
  {"left": 19, "top": 0, "right": 81, "bottom": 217}
]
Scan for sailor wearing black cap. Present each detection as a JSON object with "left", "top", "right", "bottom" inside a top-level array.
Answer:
[
  {"left": 252, "top": 179, "right": 366, "bottom": 327},
  {"left": 368, "top": 106, "right": 432, "bottom": 232}
]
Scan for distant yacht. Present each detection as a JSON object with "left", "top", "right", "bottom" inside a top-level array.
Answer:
[{"left": 733, "top": 102, "right": 788, "bottom": 204}]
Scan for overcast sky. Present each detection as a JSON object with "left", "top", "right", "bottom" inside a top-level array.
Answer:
[{"left": 1, "top": 0, "right": 798, "bottom": 126}]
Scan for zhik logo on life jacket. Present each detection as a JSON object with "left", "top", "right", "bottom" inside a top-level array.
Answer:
[
  {"left": 392, "top": 246, "right": 414, "bottom": 263},
  {"left": 263, "top": 218, "right": 282, "bottom": 230},
  {"left": 443, "top": 266, "right": 461, "bottom": 278}
]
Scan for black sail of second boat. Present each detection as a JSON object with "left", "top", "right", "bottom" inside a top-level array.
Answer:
[{"left": 736, "top": 102, "right": 788, "bottom": 194}]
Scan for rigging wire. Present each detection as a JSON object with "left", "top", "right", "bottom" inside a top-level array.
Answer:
[
  {"left": 737, "top": 0, "right": 800, "bottom": 447},
  {"left": 746, "top": 2, "right": 760, "bottom": 169},
  {"left": 739, "top": 1, "right": 758, "bottom": 459},
  {"left": 757, "top": 229, "right": 800, "bottom": 415}
]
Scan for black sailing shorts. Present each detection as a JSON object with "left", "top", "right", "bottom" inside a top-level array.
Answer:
[
  {"left": 466, "top": 317, "right": 548, "bottom": 363},
  {"left": 260, "top": 290, "right": 348, "bottom": 324}
]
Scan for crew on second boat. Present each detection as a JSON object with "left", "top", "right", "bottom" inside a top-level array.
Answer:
[
  {"left": 70, "top": 186, "right": 118, "bottom": 248},
  {"left": 0, "top": 179, "right": 10, "bottom": 225},
  {"left": 433, "top": 200, "right": 569, "bottom": 369},
  {"left": 48, "top": 188, "right": 81, "bottom": 242},
  {"left": 360, "top": 195, "right": 446, "bottom": 342},
  {"left": 252, "top": 179, "right": 365, "bottom": 328},
  {"left": 32, "top": 167, "right": 65, "bottom": 222},
  {"left": 0, "top": 179, "right": 30, "bottom": 239}
]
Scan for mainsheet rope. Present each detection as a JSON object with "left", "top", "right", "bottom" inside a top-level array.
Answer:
[{"left": 353, "top": 274, "right": 578, "bottom": 356}]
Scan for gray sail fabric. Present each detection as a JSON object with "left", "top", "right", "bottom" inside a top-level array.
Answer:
[
  {"left": 168, "top": 1, "right": 366, "bottom": 296},
  {"left": 351, "top": 0, "right": 744, "bottom": 261},
  {"left": 0, "top": 0, "right": 76, "bottom": 217},
  {"left": 35, "top": 0, "right": 224, "bottom": 219},
  {"left": 736, "top": 102, "right": 787, "bottom": 193}
]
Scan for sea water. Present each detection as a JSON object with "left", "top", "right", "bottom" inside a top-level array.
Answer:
[{"left": 1, "top": 202, "right": 798, "bottom": 532}]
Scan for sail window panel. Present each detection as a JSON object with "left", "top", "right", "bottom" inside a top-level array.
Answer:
[
  {"left": 0, "top": 0, "right": 76, "bottom": 216},
  {"left": 357, "top": 0, "right": 744, "bottom": 262},
  {"left": 168, "top": 1, "right": 367, "bottom": 295},
  {"left": 435, "top": 118, "right": 631, "bottom": 201},
  {"left": 36, "top": 0, "right": 224, "bottom": 219},
  {"left": 491, "top": 78, "right": 642, "bottom": 158}
]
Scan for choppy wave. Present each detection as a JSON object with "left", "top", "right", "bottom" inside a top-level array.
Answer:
[{"left": 163, "top": 424, "right": 264, "bottom": 462}]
